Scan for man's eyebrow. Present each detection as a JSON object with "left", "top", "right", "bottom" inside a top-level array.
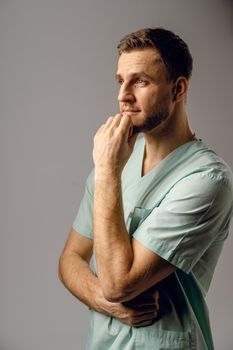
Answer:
[{"left": 115, "top": 72, "right": 153, "bottom": 80}]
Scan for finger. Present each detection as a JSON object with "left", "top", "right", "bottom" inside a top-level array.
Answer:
[
  {"left": 133, "top": 318, "right": 156, "bottom": 328},
  {"left": 134, "top": 308, "right": 158, "bottom": 318},
  {"left": 128, "top": 305, "right": 158, "bottom": 315},
  {"left": 132, "top": 314, "right": 157, "bottom": 327},
  {"left": 154, "top": 290, "right": 160, "bottom": 310},
  {"left": 136, "top": 309, "right": 158, "bottom": 318},
  {"left": 95, "top": 124, "right": 106, "bottom": 135},
  {"left": 119, "top": 115, "right": 138, "bottom": 147},
  {"left": 104, "top": 116, "right": 115, "bottom": 128},
  {"left": 125, "top": 300, "right": 156, "bottom": 307},
  {"left": 125, "top": 293, "right": 156, "bottom": 305},
  {"left": 154, "top": 290, "right": 159, "bottom": 301},
  {"left": 119, "top": 114, "right": 132, "bottom": 132},
  {"left": 133, "top": 314, "right": 156, "bottom": 325},
  {"left": 108, "top": 114, "right": 123, "bottom": 130}
]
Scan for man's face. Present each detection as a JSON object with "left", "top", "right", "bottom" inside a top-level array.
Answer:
[{"left": 116, "top": 48, "right": 174, "bottom": 135}]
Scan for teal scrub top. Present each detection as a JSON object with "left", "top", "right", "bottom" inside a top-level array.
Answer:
[{"left": 72, "top": 137, "right": 233, "bottom": 350}]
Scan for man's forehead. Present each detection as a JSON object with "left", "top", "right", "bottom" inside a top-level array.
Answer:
[{"left": 117, "top": 48, "right": 164, "bottom": 76}]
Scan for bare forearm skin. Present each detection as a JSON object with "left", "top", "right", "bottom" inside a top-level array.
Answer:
[
  {"left": 93, "top": 171, "right": 134, "bottom": 299},
  {"left": 59, "top": 252, "right": 160, "bottom": 327},
  {"left": 59, "top": 252, "right": 111, "bottom": 316}
]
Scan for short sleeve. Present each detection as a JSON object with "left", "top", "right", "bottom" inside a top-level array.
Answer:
[
  {"left": 132, "top": 173, "right": 233, "bottom": 273},
  {"left": 72, "top": 169, "right": 94, "bottom": 239}
]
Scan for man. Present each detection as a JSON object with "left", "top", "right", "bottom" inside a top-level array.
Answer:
[{"left": 59, "top": 28, "right": 233, "bottom": 349}]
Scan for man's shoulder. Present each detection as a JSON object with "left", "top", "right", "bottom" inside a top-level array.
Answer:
[{"left": 187, "top": 141, "right": 233, "bottom": 187}]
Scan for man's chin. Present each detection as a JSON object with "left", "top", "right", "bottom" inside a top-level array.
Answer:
[
  {"left": 132, "top": 124, "right": 152, "bottom": 134},
  {"left": 132, "top": 125, "right": 142, "bottom": 135}
]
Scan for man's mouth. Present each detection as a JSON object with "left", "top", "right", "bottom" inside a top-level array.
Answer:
[{"left": 122, "top": 110, "right": 141, "bottom": 116}]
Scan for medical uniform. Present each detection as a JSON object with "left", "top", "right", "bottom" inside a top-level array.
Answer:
[{"left": 72, "top": 137, "right": 233, "bottom": 350}]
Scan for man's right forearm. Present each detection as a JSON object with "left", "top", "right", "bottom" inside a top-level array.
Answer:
[
  {"left": 59, "top": 252, "right": 111, "bottom": 315},
  {"left": 59, "top": 252, "right": 160, "bottom": 327}
]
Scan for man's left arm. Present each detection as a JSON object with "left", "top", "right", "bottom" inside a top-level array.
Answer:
[{"left": 93, "top": 114, "right": 176, "bottom": 303}]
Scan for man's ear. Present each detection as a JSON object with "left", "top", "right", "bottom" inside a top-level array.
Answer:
[{"left": 172, "top": 77, "right": 189, "bottom": 102}]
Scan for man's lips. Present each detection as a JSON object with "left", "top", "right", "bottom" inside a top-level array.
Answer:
[{"left": 122, "top": 110, "right": 141, "bottom": 116}]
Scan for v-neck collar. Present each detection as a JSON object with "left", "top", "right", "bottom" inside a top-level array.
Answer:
[{"left": 138, "top": 136, "right": 204, "bottom": 180}]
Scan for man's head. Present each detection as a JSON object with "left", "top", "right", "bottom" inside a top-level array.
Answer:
[
  {"left": 116, "top": 28, "right": 193, "bottom": 135},
  {"left": 117, "top": 27, "right": 193, "bottom": 83}
]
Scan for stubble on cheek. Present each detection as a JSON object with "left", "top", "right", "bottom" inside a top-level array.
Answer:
[{"left": 132, "top": 98, "right": 170, "bottom": 134}]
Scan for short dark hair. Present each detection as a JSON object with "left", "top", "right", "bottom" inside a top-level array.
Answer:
[{"left": 117, "top": 28, "right": 193, "bottom": 82}]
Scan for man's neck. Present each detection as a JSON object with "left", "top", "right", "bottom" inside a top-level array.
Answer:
[{"left": 142, "top": 111, "right": 195, "bottom": 167}]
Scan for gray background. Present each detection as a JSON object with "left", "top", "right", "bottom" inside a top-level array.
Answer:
[{"left": 0, "top": 0, "right": 232, "bottom": 349}]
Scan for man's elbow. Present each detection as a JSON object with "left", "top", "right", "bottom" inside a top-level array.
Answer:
[
  {"left": 99, "top": 278, "right": 123, "bottom": 303},
  {"left": 102, "top": 281, "right": 133, "bottom": 303},
  {"left": 103, "top": 288, "right": 126, "bottom": 303},
  {"left": 58, "top": 253, "right": 66, "bottom": 284}
]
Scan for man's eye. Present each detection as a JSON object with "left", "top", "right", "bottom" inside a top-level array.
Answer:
[
  {"left": 117, "top": 79, "right": 124, "bottom": 85},
  {"left": 135, "top": 79, "right": 147, "bottom": 86}
]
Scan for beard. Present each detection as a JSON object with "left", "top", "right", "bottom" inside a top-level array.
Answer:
[{"left": 132, "top": 101, "right": 170, "bottom": 135}]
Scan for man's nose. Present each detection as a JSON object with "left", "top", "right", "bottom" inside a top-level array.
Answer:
[{"left": 118, "top": 85, "right": 136, "bottom": 103}]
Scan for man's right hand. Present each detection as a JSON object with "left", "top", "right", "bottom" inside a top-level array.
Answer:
[{"left": 97, "top": 288, "right": 159, "bottom": 328}]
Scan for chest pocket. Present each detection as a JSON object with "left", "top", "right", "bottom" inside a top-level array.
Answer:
[{"left": 128, "top": 206, "right": 153, "bottom": 235}]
